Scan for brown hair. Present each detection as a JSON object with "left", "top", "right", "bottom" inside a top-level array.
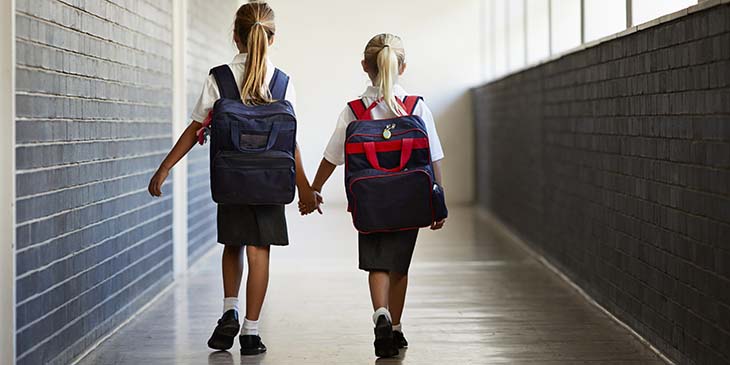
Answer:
[
  {"left": 234, "top": 2, "right": 276, "bottom": 105},
  {"left": 364, "top": 34, "right": 406, "bottom": 116}
]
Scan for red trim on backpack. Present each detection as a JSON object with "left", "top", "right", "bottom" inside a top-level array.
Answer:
[
  {"left": 347, "top": 96, "right": 418, "bottom": 121},
  {"left": 345, "top": 137, "right": 430, "bottom": 155},
  {"left": 402, "top": 96, "right": 421, "bottom": 115},
  {"left": 363, "top": 138, "right": 414, "bottom": 172},
  {"left": 196, "top": 110, "right": 214, "bottom": 145},
  {"left": 347, "top": 99, "right": 369, "bottom": 120},
  {"left": 348, "top": 168, "right": 435, "bottom": 234}
]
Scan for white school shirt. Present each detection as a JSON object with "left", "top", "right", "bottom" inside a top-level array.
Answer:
[
  {"left": 323, "top": 85, "right": 445, "bottom": 166},
  {"left": 190, "top": 53, "right": 297, "bottom": 123}
]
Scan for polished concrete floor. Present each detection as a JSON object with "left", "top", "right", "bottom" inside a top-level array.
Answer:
[{"left": 76, "top": 206, "right": 664, "bottom": 365}]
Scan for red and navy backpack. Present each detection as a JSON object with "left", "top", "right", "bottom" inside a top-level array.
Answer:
[{"left": 344, "top": 96, "right": 447, "bottom": 234}]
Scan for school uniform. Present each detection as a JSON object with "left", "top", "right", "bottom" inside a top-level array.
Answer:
[
  {"left": 323, "top": 85, "right": 445, "bottom": 274},
  {"left": 191, "top": 53, "right": 297, "bottom": 247}
]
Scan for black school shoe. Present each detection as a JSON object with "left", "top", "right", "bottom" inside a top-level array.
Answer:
[
  {"left": 240, "top": 335, "right": 267, "bottom": 355},
  {"left": 373, "top": 315, "right": 399, "bottom": 358},
  {"left": 393, "top": 330, "right": 408, "bottom": 349},
  {"left": 207, "top": 310, "right": 240, "bottom": 351}
]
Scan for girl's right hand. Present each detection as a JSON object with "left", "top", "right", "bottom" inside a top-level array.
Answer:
[
  {"left": 148, "top": 167, "right": 169, "bottom": 197},
  {"left": 431, "top": 218, "right": 446, "bottom": 230}
]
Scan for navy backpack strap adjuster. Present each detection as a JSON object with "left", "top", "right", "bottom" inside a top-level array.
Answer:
[
  {"left": 269, "top": 68, "right": 289, "bottom": 100},
  {"left": 402, "top": 96, "right": 423, "bottom": 115},
  {"left": 209, "top": 65, "right": 241, "bottom": 101},
  {"left": 348, "top": 99, "right": 370, "bottom": 120}
]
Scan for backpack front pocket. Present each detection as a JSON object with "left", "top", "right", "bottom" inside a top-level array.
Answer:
[
  {"left": 211, "top": 150, "right": 295, "bottom": 205},
  {"left": 348, "top": 169, "right": 433, "bottom": 233}
]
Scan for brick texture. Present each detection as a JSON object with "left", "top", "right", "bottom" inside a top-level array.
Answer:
[
  {"left": 12, "top": 0, "right": 231, "bottom": 363},
  {"left": 14, "top": 1, "right": 174, "bottom": 363},
  {"left": 185, "top": 0, "right": 240, "bottom": 265},
  {"left": 473, "top": 4, "right": 730, "bottom": 365}
]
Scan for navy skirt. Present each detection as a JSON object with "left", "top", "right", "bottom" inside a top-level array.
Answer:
[
  {"left": 217, "top": 204, "right": 289, "bottom": 246},
  {"left": 358, "top": 230, "right": 418, "bottom": 274}
]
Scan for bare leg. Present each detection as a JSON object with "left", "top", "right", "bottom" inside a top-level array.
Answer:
[
  {"left": 370, "top": 270, "right": 399, "bottom": 357},
  {"left": 222, "top": 245, "right": 244, "bottom": 298},
  {"left": 388, "top": 273, "right": 408, "bottom": 326},
  {"left": 369, "top": 271, "right": 390, "bottom": 310},
  {"left": 245, "top": 245, "right": 271, "bottom": 321}
]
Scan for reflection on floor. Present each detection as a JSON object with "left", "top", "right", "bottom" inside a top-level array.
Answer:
[{"left": 76, "top": 206, "right": 664, "bottom": 365}]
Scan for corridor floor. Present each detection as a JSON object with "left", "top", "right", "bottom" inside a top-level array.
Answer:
[{"left": 76, "top": 206, "right": 664, "bottom": 365}]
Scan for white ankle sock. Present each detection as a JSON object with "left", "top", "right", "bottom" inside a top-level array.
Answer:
[
  {"left": 223, "top": 297, "right": 239, "bottom": 314},
  {"left": 372, "top": 307, "right": 392, "bottom": 325},
  {"left": 242, "top": 318, "right": 259, "bottom": 336},
  {"left": 393, "top": 323, "right": 402, "bottom": 332}
]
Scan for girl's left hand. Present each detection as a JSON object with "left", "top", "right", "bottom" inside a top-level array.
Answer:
[{"left": 431, "top": 219, "right": 446, "bottom": 230}]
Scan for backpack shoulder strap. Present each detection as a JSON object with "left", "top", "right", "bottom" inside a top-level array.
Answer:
[
  {"left": 402, "top": 96, "right": 423, "bottom": 115},
  {"left": 209, "top": 65, "right": 241, "bottom": 101},
  {"left": 269, "top": 68, "right": 290, "bottom": 100},
  {"left": 348, "top": 99, "right": 371, "bottom": 120}
]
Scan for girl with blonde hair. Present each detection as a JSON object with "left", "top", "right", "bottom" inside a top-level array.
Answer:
[
  {"left": 149, "top": 2, "right": 320, "bottom": 355},
  {"left": 307, "top": 33, "right": 446, "bottom": 358}
]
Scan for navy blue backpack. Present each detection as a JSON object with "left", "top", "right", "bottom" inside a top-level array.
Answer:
[
  {"left": 344, "top": 96, "right": 447, "bottom": 233},
  {"left": 203, "top": 65, "right": 297, "bottom": 205}
]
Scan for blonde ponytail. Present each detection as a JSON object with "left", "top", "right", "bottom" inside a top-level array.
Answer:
[
  {"left": 364, "top": 34, "right": 406, "bottom": 116},
  {"left": 234, "top": 2, "right": 276, "bottom": 105}
]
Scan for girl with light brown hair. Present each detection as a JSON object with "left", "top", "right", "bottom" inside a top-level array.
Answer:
[{"left": 148, "top": 2, "right": 320, "bottom": 355}]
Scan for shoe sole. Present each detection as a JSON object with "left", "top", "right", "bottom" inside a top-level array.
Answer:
[
  {"left": 240, "top": 348, "right": 267, "bottom": 356},
  {"left": 374, "top": 322, "right": 398, "bottom": 358},
  {"left": 207, "top": 323, "right": 240, "bottom": 350}
]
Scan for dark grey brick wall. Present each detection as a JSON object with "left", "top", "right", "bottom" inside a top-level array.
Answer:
[
  {"left": 14, "top": 1, "right": 174, "bottom": 364},
  {"left": 186, "top": 0, "right": 239, "bottom": 265},
  {"left": 474, "top": 4, "right": 730, "bottom": 365}
]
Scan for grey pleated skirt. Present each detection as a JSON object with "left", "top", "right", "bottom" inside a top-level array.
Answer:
[
  {"left": 217, "top": 204, "right": 289, "bottom": 246},
  {"left": 358, "top": 229, "right": 419, "bottom": 274}
]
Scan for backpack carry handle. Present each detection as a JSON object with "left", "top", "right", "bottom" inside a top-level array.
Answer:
[
  {"left": 363, "top": 138, "right": 414, "bottom": 172},
  {"left": 231, "top": 122, "right": 281, "bottom": 153}
]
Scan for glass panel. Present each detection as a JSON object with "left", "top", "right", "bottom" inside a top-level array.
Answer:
[
  {"left": 526, "top": 0, "right": 550, "bottom": 64},
  {"left": 633, "top": 0, "right": 697, "bottom": 25},
  {"left": 550, "top": 0, "right": 582, "bottom": 54},
  {"left": 482, "top": 0, "right": 495, "bottom": 81},
  {"left": 508, "top": 0, "right": 526, "bottom": 71},
  {"left": 584, "top": 0, "right": 627, "bottom": 42},
  {"left": 494, "top": 0, "right": 508, "bottom": 76}
]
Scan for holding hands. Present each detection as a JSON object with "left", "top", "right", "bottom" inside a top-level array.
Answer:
[{"left": 298, "top": 186, "right": 323, "bottom": 216}]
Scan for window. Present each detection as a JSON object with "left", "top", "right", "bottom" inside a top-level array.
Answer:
[
  {"left": 526, "top": 0, "right": 550, "bottom": 64},
  {"left": 584, "top": 0, "right": 627, "bottom": 42},
  {"left": 494, "top": 0, "right": 508, "bottom": 76},
  {"left": 508, "top": 0, "right": 526, "bottom": 70},
  {"left": 550, "top": 0, "right": 582, "bottom": 54},
  {"left": 481, "top": 0, "right": 495, "bottom": 80},
  {"left": 632, "top": 0, "right": 697, "bottom": 25},
  {"left": 481, "top": 0, "right": 699, "bottom": 81}
]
